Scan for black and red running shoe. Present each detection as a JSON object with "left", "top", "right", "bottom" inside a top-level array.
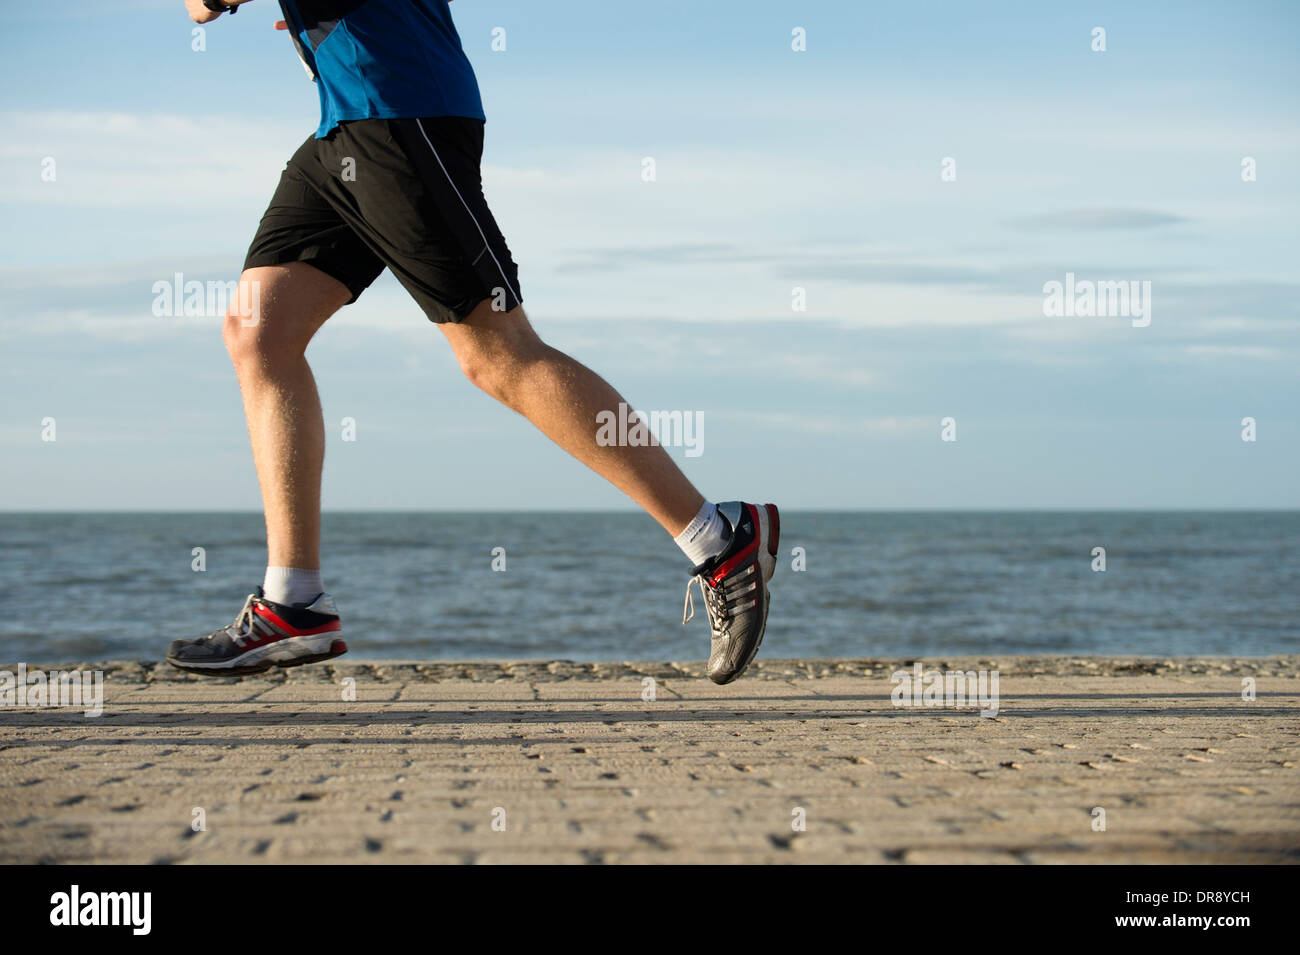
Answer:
[
  {"left": 682, "top": 501, "right": 780, "bottom": 684},
  {"left": 166, "top": 587, "right": 348, "bottom": 676}
]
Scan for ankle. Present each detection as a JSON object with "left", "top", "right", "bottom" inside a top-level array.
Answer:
[
  {"left": 673, "top": 500, "right": 731, "bottom": 567},
  {"left": 263, "top": 566, "right": 324, "bottom": 606}
]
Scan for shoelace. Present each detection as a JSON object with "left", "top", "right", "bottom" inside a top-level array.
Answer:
[
  {"left": 682, "top": 575, "right": 730, "bottom": 632},
  {"left": 219, "top": 593, "right": 260, "bottom": 647},
  {"left": 683, "top": 565, "right": 760, "bottom": 632}
]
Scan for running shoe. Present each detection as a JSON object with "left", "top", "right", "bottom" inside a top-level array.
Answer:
[
  {"left": 166, "top": 587, "right": 347, "bottom": 676},
  {"left": 682, "top": 501, "right": 780, "bottom": 684}
]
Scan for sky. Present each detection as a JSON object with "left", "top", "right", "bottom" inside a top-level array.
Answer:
[{"left": 1, "top": 0, "right": 1297, "bottom": 511}]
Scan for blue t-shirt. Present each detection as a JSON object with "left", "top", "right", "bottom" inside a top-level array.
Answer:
[{"left": 277, "top": 0, "right": 485, "bottom": 138}]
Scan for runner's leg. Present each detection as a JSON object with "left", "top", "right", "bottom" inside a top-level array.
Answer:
[
  {"left": 438, "top": 299, "right": 705, "bottom": 536},
  {"left": 223, "top": 262, "right": 351, "bottom": 570}
]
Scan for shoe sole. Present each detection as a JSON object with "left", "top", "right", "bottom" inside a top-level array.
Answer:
[
  {"left": 168, "top": 633, "right": 349, "bottom": 677},
  {"left": 713, "top": 503, "right": 780, "bottom": 684}
]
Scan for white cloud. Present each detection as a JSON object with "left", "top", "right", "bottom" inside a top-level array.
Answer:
[
  {"left": 1173, "top": 344, "right": 1287, "bottom": 361},
  {"left": 715, "top": 410, "right": 932, "bottom": 436},
  {"left": 0, "top": 110, "right": 297, "bottom": 207}
]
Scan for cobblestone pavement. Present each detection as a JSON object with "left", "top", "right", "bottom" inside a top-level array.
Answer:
[{"left": 2, "top": 657, "right": 1297, "bottom": 864}]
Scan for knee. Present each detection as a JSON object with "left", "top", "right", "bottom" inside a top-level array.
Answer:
[
  {"left": 222, "top": 307, "right": 259, "bottom": 367},
  {"left": 457, "top": 345, "right": 513, "bottom": 402},
  {"left": 222, "top": 299, "right": 305, "bottom": 370},
  {"left": 454, "top": 321, "right": 548, "bottom": 404},
  {"left": 220, "top": 265, "right": 349, "bottom": 370}
]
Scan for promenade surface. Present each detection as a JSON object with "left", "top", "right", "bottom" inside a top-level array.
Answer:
[{"left": 2, "top": 656, "right": 1297, "bottom": 864}]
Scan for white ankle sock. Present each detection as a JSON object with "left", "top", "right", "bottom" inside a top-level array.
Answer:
[
  {"left": 263, "top": 566, "right": 324, "bottom": 607},
  {"left": 674, "top": 501, "right": 731, "bottom": 567}
]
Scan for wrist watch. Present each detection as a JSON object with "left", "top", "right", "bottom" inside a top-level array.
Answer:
[{"left": 203, "top": 0, "right": 238, "bottom": 12}]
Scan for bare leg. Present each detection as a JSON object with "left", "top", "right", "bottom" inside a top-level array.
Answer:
[
  {"left": 223, "top": 264, "right": 352, "bottom": 569},
  {"left": 439, "top": 301, "right": 705, "bottom": 536}
]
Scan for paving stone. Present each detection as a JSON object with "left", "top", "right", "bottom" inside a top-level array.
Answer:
[{"left": 1, "top": 657, "right": 1296, "bottom": 863}]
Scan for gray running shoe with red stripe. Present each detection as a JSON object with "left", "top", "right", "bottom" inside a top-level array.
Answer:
[
  {"left": 166, "top": 587, "right": 348, "bottom": 676},
  {"left": 682, "top": 501, "right": 780, "bottom": 684}
]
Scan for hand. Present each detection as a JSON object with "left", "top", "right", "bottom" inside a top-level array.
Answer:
[
  {"left": 185, "top": 0, "right": 223, "bottom": 23},
  {"left": 185, "top": 0, "right": 254, "bottom": 23}
]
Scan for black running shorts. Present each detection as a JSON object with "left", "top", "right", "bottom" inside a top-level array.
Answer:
[{"left": 243, "top": 116, "right": 522, "bottom": 324}]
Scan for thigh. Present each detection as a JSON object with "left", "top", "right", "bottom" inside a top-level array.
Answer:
[{"left": 243, "top": 136, "right": 387, "bottom": 306}]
